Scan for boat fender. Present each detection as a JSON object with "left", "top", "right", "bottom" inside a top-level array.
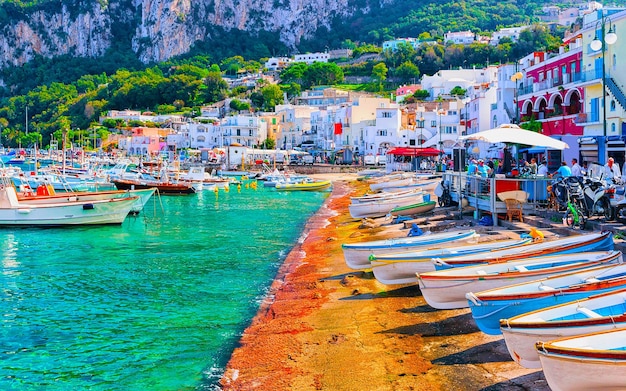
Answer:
[{"left": 465, "top": 292, "right": 480, "bottom": 306}]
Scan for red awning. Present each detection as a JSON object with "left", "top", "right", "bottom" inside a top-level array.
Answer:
[{"left": 386, "top": 147, "right": 442, "bottom": 156}]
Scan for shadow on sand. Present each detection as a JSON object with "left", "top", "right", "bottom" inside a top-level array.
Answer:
[{"left": 379, "top": 312, "right": 478, "bottom": 337}]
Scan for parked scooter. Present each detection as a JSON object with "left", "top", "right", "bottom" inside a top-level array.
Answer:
[
  {"left": 609, "top": 179, "right": 626, "bottom": 222},
  {"left": 580, "top": 175, "right": 614, "bottom": 220}
]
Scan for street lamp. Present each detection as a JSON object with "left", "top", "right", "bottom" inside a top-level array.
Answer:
[
  {"left": 590, "top": 15, "right": 617, "bottom": 138},
  {"left": 510, "top": 71, "right": 523, "bottom": 124},
  {"left": 434, "top": 102, "right": 446, "bottom": 171}
]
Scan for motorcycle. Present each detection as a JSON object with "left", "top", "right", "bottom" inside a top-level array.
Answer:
[
  {"left": 608, "top": 179, "right": 626, "bottom": 222},
  {"left": 580, "top": 176, "right": 614, "bottom": 221}
]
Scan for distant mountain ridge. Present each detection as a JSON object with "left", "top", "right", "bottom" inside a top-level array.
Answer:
[{"left": 0, "top": 0, "right": 395, "bottom": 69}]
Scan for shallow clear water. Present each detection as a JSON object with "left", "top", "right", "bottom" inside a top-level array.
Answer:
[{"left": 0, "top": 184, "right": 329, "bottom": 390}]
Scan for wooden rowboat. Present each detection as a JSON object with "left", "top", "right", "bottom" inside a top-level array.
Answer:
[
  {"left": 501, "top": 285, "right": 626, "bottom": 369},
  {"left": 417, "top": 251, "right": 622, "bottom": 310},
  {"left": 390, "top": 200, "right": 436, "bottom": 216},
  {"left": 536, "top": 328, "right": 626, "bottom": 391},
  {"left": 342, "top": 229, "right": 478, "bottom": 270}
]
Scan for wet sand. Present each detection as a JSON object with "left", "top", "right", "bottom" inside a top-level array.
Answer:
[{"left": 220, "top": 175, "right": 549, "bottom": 391}]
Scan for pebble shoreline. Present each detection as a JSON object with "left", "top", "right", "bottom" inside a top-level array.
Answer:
[{"left": 220, "top": 175, "right": 551, "bottom": 391}]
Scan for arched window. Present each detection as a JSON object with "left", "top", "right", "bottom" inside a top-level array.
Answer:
[
  {"left": 611, "top": 100, "right": 616, "bottom": 112},
  {"left": 493, "top": 115, "right": 498, "bottom": 128},
  {"left": 612, "top": 123, "right": 616, "bottom": 134}
]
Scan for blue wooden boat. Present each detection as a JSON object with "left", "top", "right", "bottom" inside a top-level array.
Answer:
[
  {"left": 466, "top": 260, "right": 626, "bottom": 335},
  {"left": 433, "top": 231, "right": 614, "bottom": 270}
]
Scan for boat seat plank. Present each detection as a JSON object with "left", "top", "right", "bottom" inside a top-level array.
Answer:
[{"left": 577, "top": 307, "right": 602, "bottom": 318}]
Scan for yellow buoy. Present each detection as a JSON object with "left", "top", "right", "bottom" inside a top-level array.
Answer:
[{"left": 237, "top": 184, "right": 242, "bottom": 193}]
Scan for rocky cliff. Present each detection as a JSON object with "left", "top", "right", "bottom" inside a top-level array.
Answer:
[{"left": 0, "top": 0, "right": 389, "bottom": 69}]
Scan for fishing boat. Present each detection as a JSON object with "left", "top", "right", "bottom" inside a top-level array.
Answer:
[
  {"left": 417, "top": 251, "right": 622, "bottom": 310},
  {"left": 275, "top": 179, "right": 331, "bottom": 191},
  {"left": 0, "top": 178, "right": 138, "bottom": 225},
  {"left": 433, "top": 231, "right": 614, "bottom": 270},
  {"left": 342, "top": 229, "right": 479, "bottom": 270},
  {"left": 17, "top": 184, "right": 157, "bottom": 215},
  {"left": 369, "top": 238, "right": 532, "bottom": 285},
  {"left": 536, "top": 328, "right": 626, "bottom": 391},
  {"left": 501, "top": 286, "right": 626, "bottom": 369},
  {"left": 466, "top": 259, "right": 626, "bottom": 336},
  {"left": 390, "top": 200, "right": 436, "bottom": 216},
  {"left": 112, "top": 177, "right": 196, "bottom": 195}
]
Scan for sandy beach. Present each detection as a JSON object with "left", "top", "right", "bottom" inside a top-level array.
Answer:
[{"left": 220, "top": 174, "right": 549, "bottom": 391}]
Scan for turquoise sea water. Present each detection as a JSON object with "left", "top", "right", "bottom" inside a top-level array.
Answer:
[{"left": 0, "top": 183, "right": 329, "bottom": 390}]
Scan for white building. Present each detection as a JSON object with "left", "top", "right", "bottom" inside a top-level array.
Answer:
[
  {"left": 264, "top": 57, "right": 292, "bottom": 71},
  {"left": 293, "top": 52, "right": 329, "bottom": 64},
  {"left": 275, "top": 105, "right": 317, "bottom": 150},
  {"left": 444, "top": 31, "right": 475, "bottom": 45},
  {"left": 490, "top": 26, "right": 528, "bottom": 45},
  {"left": 420, "top": 67, "right": 498, "bottom": 100}
]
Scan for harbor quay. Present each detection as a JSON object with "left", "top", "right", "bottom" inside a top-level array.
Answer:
[{"left": 216, "top": 174, "right": 594, "bottom": 391}]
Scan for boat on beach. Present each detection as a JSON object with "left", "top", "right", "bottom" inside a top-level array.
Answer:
[
  {"left": 466, "top": 260, "right": 626, "bottom": 336},
  {"left": 348, "top": 191, "right": 425, "bottom": 218},
  {"left": 501, "top": 285, "right": 626, "bottom": 369},
  {"left": 342, "top": 229, "right": 479, "bottom": 270},
  {"left": 369, "top": 237, "right": 533, "bottom": 285},
  {"left": 536, "top": 328, "right": 626, "bottom": 391},
  {"left": 389, "top": 200, "right": 436, "bottom": 216},
  {"left": 417, "top": 251, "right": 622, "bottom": 309},
  {"left": 433, "top": 231, "right": 615, "bottom": 269}
]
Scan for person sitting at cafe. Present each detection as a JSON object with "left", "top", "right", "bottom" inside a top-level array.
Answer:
[{"left": 537, "top": 159, "right": 549, "bottom": 176}]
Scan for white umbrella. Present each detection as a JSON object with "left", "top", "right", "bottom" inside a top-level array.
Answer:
[{"left": 458, "top": 124, "right": 569, "bottom": 150}]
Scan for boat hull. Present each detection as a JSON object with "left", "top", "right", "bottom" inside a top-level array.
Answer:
[
  {"left": 417, "top": 251, "right": 622, "bottom": 309},
  {"left": 342, "top": 230, "right": 478, "bottom": 270},
  {"left": 370, "top": 238, "right": 531, "bottom": 285},
  {"left": 537, "top": 328, "right": 626, "bottom": 391},
  {"left": 501, "top": 287, "right": 626, "bottom": 368}
]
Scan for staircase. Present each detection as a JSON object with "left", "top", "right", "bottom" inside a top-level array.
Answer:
[
  {"left": 606, "top": 77, "right": 626, "bottom": 111},
  {"left": 503, "top": 102, "right": 516, "bottom": 123}
]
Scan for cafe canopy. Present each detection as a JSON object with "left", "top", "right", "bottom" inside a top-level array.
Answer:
[{"left": 386, "top": 147, "right": 443, "bottom": 156}]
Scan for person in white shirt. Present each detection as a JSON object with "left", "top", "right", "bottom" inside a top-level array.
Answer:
[
  {"left": 537, "top": 160, "right": 549, "bottom": 176},
  {"left": 571, "top": 158, "right": 582, "bottom": 177},
  {"left": 605, "top": 157, "right": 622, "bottom": 182}
]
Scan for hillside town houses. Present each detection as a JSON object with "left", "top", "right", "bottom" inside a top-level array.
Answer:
[{"left": 101, "top": 5, "right": 626, "bottom": 171}]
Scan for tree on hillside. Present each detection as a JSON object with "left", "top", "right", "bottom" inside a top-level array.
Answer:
[
  {"left": 371, "top": 63, "right": 388, "bottom": 92},
  {"left": 202, "top": 72, "right": 229, "bottom": 103},
  {"left": 303, "top": 62, "right": 344, "bottom": 87},
  {"left": 394, "top": 61, "right": 420, "bottom": 84},
  {"left": 261, "top": 84, "right": 283, "bottom": 111}
]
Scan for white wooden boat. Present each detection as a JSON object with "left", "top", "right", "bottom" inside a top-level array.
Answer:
[
  {"left": 0, "top": 179, "right": 138, "bottom": 225},
  {"left": 342, "top": 229, "right": 478, "bottom": 270},
  {"left": 467, "top": 260, "right": 626, "bottom": 336},
  {"left": 537, "top": 328, "right": 626, "bottom": 391},
  {"left": 417, "top": 251, "right": 622, "bottom": 310},
  {"left": 370, "top": 238, "right": 532, "bottom": 285},
  {"left": 18, "top": 185, "right": 156, "bottom": 214},
  {"left": 350, "top": 189, "right": 421, "bottom": 204},
  {"left": 349, "top": 192, "right": 424, "bottom": 218},
  {"left": 433, "top": 231, "right": 615, "bottom": 269},
  {"left": 501, "top": 285, "right": 626, "bottom": 369},
  {"left": 370, "top": 177, "right": 415, "bottom": 191}
]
